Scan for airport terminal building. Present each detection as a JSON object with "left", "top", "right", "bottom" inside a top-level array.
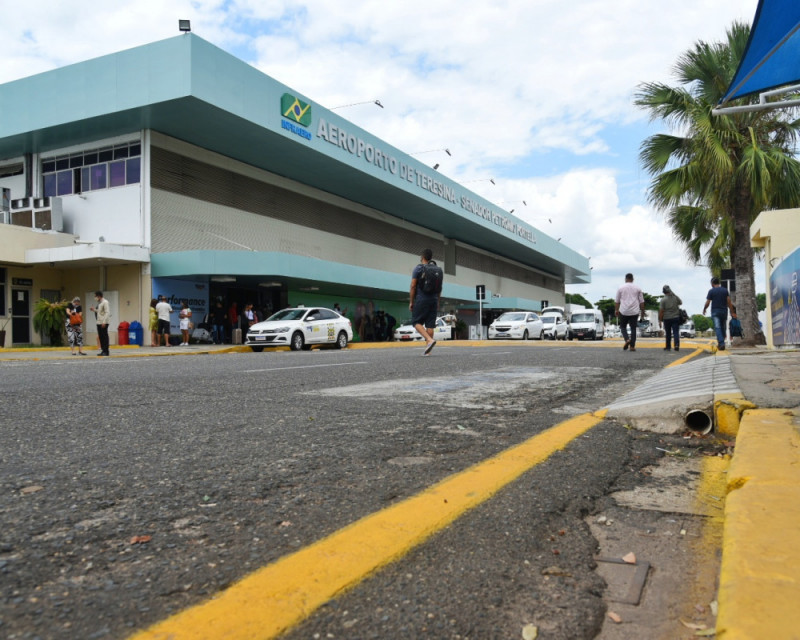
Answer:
[{"left": 0, "top": 34, "right": 589, "bottom": 346}]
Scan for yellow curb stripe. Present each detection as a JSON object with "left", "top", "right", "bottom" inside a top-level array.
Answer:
[
  {"left": 717, "top": 409, "right": 800, "bottom": 639},
  {"left": 129, "top": 410, "right": 607, "bottom": 640},
  {"left": 665, "top": 347, "right": 705, "bottom": 368}
]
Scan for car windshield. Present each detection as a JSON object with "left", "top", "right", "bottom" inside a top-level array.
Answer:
[
  {"left": 497, "top": 313, "right": 526, "bottom": 322},
  {"left": 267, "top": 308, "right": 308, "bottom": 321},
  {"left": 541, "top": 316, "right": 556, "bottom": 324},
  {"left": 571, "top": 313, "right": 594, "bottom": 322}
]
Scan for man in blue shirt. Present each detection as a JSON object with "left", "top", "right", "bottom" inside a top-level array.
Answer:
[{"left": 702, "top": 277, "right": 737, "bottom": 350}]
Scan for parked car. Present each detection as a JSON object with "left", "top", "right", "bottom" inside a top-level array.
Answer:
[
  {"left": 245, "top": 307, "right": 352, "bottom": 351},
  {"left": 394, "top": 316, "right": 453, "bottom": 342},
  {"left": 569, "top": 310, "right": 605, "bottom": 340},
  {"left": 541, "top": 314, "right": 568, "bottom": 340},
  {"left": 488, "top": 311, "right": 544, "bottom": 340},
  {"left": 680, "top": 322, "right": 696, "bottom": 338}
]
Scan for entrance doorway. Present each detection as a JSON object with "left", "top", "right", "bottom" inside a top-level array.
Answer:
[{"left": 11, "top": 288, "right": 31, "bottom": 344}]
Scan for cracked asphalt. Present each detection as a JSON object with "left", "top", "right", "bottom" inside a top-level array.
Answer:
[{"left": 1, "top": 342, "right": 712, "bottom": 639}]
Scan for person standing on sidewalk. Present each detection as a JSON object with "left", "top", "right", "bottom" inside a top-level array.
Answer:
[
  {"left": 614, "top": 273, "right": 645, "bottom": 351},
  {"left": 90, "top": 291, "right": 111, "bottom": 356},
  {"left": 703, "top": 276, "right": 737, "bottom": 351},
  {"left": 65, "top": 297, "right": 87, "bottom": 355},
  {"left": 409, "top": 248, "right": 443, "bottom": 355},
  {"left": 155, "top": 295, "right": 174, "bottom": 346},
  {"left": 658, "top": 285, "right": 682, "bottom": 351}
]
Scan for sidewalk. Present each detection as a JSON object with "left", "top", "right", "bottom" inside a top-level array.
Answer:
[{"left": 718, "top": 348, "right": 800, "bottom": 639}]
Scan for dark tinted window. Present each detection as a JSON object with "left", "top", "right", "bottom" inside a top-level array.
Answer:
[
  {"left": 55, "top": 157, "right": 69, "bottom": 171},
  {"left": 42, "top": 160, "right": 55, "bottom": 173},
  {"left": 109, "top": 161, "right": 125, "bottom": 187},
  {"left": 126, "top": 157, "right": 141, "bottom": 184},
  {"left": 98, "top": 148, "right": 113, "bottom": 162},
  {"left": 56, "top": 171, "right": 72, "bottom": 195},
  {"left": 70, "top": 155, "right": 83, "bottom": 168},
  {"left": 43, "top": 174, "right": 56, "bottom": 197},
  {"left": 83, "top": 152, "right": 98, "bottom": 165},
  {"left": 91, "top": 165, "right": 107, "bottom": 190},
  {"left": 113, "top": 146, "right": 129, "bottom": 159}
]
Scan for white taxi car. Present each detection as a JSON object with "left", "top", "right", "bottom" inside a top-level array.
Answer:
[
  {"left": 394, "top": 316, "right": 453, "bottom": 342},
  {"left": 246, "top": 307, "right": 352, "bottom": 351},
  {"left": 488, "top": 311, "right": 544, "bottom": 340}
]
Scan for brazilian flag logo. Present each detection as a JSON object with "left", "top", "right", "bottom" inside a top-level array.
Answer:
[{"left": 281, "top": 93, "right": 312, "bottom": 127}]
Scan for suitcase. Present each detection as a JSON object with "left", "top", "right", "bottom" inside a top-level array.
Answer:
[
  {"left": 192, "top": 328, "right": 212, "bottom": 343},
  {"left": 233, "top": 328, "right": 242, "bottom": 345}
]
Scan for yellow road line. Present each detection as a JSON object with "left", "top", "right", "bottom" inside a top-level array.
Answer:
[
  {"left": 129, "top": 410, "right": 607, "bottom": 640},
  {"left": 666, "top": 347, "right": 706, "bottom": 368}
]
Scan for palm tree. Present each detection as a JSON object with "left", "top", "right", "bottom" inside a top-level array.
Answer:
[{"left": 635, "top": 21, "right": 800, "bottom": 345}]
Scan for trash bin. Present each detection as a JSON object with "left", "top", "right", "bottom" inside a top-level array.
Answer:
[
  {"left": 118, "top": 321, "right": 130, "bottom": 346},
  {"left": 129, "top": 320, "right": 143, "bottom": 346}
]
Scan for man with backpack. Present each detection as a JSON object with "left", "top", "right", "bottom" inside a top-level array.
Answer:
[{"left": 410, "top": 248, "right": 443, "bottom": 355}]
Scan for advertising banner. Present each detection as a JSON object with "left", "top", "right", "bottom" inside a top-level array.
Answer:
[
  {"left": 152, "top": 278, "right": 209, "bottom": 334},
  {"left": 769, "top": 246, "right": 800, "bottom": 346}
]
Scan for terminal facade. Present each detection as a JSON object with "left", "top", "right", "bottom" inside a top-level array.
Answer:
[{"left": 0, "top": 34, "right": 589, "bottom": 346}]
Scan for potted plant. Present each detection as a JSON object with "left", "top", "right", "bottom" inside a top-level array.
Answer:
[
  {"left": 454, "top": 319, "right": 468, "bottom": 340},
  {"left": 33, "top": 298, "right": 68, "bottom": 347}
]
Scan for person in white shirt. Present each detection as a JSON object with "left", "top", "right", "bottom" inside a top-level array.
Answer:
[
  {"left": 614, "top": 273, "right": 645, "bottom": 352},
  {"left": 179, "top": 301, "right": 192, "bottom": 346},
  {"left": 155, "top": 296, "right": 173, "bottom": 346}
]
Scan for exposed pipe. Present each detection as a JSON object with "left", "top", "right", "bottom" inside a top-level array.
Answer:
[{"left": 684, "top": 409, "right": 713, "bottom": 435}]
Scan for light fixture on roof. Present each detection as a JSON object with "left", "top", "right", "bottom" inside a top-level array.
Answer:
[
  {"left": 410, "top": 148, "right": 452, "bottom": 157},
  {"left": 211, "top": 276, "right": 236, "bottom": 283},
  {"left": 179, "top": 19, "right": 191, "bottom": 32},
  {"left": 259, "top": 282, "right": 282, "bottom": 287},
  {"left": 433, "top": 163, "right": 440, "bottom": 170},
  {"left": 330, "top": 99, "right": 383, "bottom": 110}
]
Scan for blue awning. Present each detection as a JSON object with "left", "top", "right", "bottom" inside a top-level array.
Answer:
[{"left": 721, "top": 0, "right": 800, "bottom": 103}]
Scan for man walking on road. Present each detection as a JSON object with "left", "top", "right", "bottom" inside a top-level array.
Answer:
[
  {"left": 703, "top": 276, "right": 737, "bottom": 351},
  {"left": 410, "top": 248, "right": 443, "bottom": 355},
  {"left": 90, "top": 291, "right": 111, "bottom": 356},
  {"left": 614, "top": 273, "right": 645, "bottom": 351}
]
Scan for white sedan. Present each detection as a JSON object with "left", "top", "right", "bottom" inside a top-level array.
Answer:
[
  {"left": 541, "top": 315, "right": 569, "bottom": 340},
  {"left": 246, "top": 307, "right": 352, "bottom": 351},
  {"left": 394, "top": 316, "right": 453, "bottom": 342},
  {"left": 488, "top": 311, "right": 544, "bottom": 340}
]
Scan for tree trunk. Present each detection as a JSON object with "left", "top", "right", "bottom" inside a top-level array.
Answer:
[{"left": 732, "top": 202, "right": 766, "bottom": 346}]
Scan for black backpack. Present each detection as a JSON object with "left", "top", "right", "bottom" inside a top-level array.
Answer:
[{"left": 419, "top": 261, "right": 443, "bottom": 294}]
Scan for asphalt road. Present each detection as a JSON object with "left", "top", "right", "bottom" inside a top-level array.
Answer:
[{"left": 1, "top": 342, "right": 701, "bottom": 639}]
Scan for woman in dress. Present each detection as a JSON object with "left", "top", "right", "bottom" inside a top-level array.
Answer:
[
  {"left": 66, "top": 296, "right": 87, "bottom": 355},
  {"left": 179, "top": 300, "right": 192, "bottom": 346},
  {"left": 149, "top": 298, "right": 159, "bottom": 346}
]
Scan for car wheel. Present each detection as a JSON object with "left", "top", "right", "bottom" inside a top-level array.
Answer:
[
  {"left": 335, "top": 331, "right": 348, "bottom": 349},
  {"left": 290, "top": 331, "right": 304, "bottom": 351},
  {"left": 522, "top": 329, "right": 529, "bottom": 340},
  {"left": 250, "top": 346, "right": 264, "bottom": 352}
]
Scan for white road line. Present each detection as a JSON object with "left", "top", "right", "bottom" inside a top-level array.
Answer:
[
  {"left": 242, "top": 361, "right": 368, "bottom": 373},
  {"left": 471, "top": 351, "right": 513, "bottom": 356}
]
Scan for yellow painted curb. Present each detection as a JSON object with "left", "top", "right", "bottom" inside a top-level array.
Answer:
[
  {"left": 716, "top": 409, "right": 800, "bottom": 639},
  {"left": 128, "top": 410, "right": 607, "bottom": 640},
  {"left": 713, "top": 393, "right": 757, "bottom": 438}
]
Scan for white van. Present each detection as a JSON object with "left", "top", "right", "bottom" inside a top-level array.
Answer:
[
  {"left": 569, "top": 309, "right": 605, "bottom": 340},
  {"left": 679, "top": 321, "right": 696, "bottom": 338}
]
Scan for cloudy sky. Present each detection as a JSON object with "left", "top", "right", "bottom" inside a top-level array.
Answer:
[{"left": 2, "top": 0, "right": 763, "bottom": 314}]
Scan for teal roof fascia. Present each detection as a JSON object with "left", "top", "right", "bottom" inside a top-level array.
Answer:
[{"left": 0, "top": 35, "right": 589, "bottom": 285}]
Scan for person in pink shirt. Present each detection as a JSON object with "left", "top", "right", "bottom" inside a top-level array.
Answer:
[{"left": 614, "top": 273, "right": 645, "bottom": 351}]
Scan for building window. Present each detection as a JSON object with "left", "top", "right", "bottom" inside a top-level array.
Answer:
[{"left": 41, "top": 141, "right": 141, "bottom": 197}]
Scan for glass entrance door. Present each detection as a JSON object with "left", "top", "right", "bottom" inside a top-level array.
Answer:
[{"left": 11, "top": 288, "right": 30, "bottom": 344}]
